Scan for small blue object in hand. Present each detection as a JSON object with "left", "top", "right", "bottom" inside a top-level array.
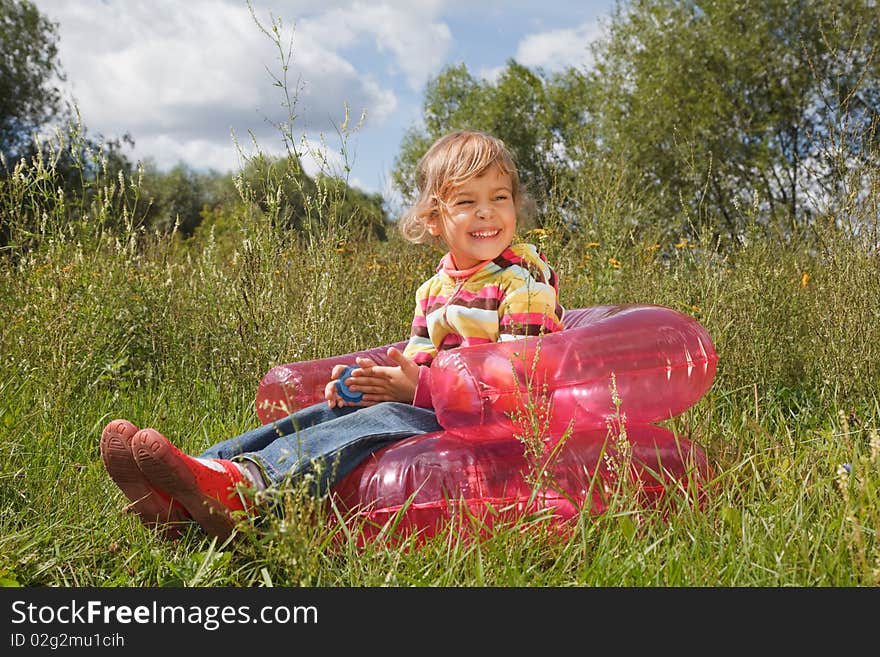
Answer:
[{"left": 336, "top": 365, "right": 363, "bottom": 402}]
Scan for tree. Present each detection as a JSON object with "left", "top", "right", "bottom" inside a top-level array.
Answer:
[
  {"left": 586, "top": 0, "right": 880, "bottom": 241},
  {"left": 138, "top": 162, "right": 213, "bottom": 236},
  {"left": 0, "top": 0, "right": 64, "bottom": 167},
  {"left": 235, "top": 153, "right": 388, "bottom": 241},
  {"left": 394, "top": 0, "right": 880, "bottom": 244}
]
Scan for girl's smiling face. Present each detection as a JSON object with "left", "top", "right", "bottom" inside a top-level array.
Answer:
[{"left": 428, "top": 165, "right": 517, "bottom": 270}]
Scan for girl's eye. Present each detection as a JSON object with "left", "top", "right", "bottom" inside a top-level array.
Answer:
[
  {"left": 456, "top": 199, "right": 473, "bottom": 206},
  {"left": 494, "top": 195, "right": 509, "bottom": 201}
]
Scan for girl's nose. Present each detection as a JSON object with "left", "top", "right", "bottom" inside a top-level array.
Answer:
[{"left": 476, "top": 204, "right": 491, "bottom": 218}]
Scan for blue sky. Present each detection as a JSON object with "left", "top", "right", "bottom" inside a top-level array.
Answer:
[{"left": 32, "top": 0, "right": 616, "bottom": 206}]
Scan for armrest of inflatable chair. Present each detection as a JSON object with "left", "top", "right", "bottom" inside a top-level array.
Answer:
[
  {"left": 428, "top": 304, "right": 717, "bottom": 432},
  {"left": 256, "top": 341, "right": 408, "bottom": 424}
]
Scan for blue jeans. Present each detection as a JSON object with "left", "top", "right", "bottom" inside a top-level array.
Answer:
[{"left": 198, "top": 402, "right": 442, "bottom": 495}]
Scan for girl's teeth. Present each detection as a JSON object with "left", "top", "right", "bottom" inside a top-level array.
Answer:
[{"left": 472, "top": 230, "right": 498, "bottom": 238}]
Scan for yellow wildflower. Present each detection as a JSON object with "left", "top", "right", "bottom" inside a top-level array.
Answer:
[{"left": 800, "top": 272, "right": 809, "bottom": 288}]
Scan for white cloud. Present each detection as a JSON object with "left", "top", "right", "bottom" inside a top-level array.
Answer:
[
  {"left": 478, "top": 65, "right": 505, "bottom": 83},
  {"left": 135, "top": 133, "right": 245, "bottom": 173},
  {"left": 354, "top": 3, "right": 451, "bottom": 90},
  {"left": 31, "top": 0, "right": 407, "bottom": 172},
  {"left": 297, "top": 1, "right": 451, "bottom": 90},
  {"left": 515, "top": 21, "right": 604, "bottom": 72},
  {"left": 297, "top": 136, "right": 346, "bottom": 178}
]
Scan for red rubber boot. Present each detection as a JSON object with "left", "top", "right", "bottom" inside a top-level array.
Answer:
[{"left": 131, "top": 428, "right": 252, "bottom": 540}]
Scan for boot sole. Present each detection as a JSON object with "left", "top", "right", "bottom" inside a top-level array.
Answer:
[{"left": 100, "top": 420, "right": 189, "bottom": 539}]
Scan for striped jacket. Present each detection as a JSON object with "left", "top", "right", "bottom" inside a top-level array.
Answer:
[{"left": 404, "top": 243, "right": 564, "bottom": 407}]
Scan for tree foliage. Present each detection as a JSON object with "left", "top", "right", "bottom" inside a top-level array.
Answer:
[
  {"left": 0, "top": 0, "right": 64, "bottom": 166},
  {"left": 132, "top": 155, "right": 388, "bottom": 241},
  {"left": 138, "top": 162, "right": 221, "bottom": 236},
  {"left": 588, "top": 0, "right": 880, "bottom": 241},
  {"left": 394, "top": 0, "right": 880, "bottom": 244},
  {"left": 233, "top": 153, "right": 388, "bottom": 241}
]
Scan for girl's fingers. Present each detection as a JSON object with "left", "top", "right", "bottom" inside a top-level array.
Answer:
[
  {"left": 351, "top": 365, "right": 395, "bottom": 380},
  {"left": 349, "top": 382, "right": 384, "bottom": 393},
  {"left": 359, "top": 394, "right": 390, "bottom": 405},
  {"left": 351, "top": 386, "right": 397, "bottom": 400},
  {"left": 351, "top": 370, "right": 393, "bottom": 385}
]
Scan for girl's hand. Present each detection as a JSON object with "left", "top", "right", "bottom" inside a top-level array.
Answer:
[
  {"left": 324, "top": 362, "right": 358, "bottom": 408},
  {"left": 345, "top": 347, "right": 420, "bottom": 405}
]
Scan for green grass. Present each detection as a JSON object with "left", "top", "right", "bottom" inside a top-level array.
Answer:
[{"left": 1, "top": 134, "right": 879, "bottom": 588}]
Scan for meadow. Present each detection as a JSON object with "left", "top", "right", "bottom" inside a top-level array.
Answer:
[{"left": 1, "top": 131, "right": 878, "bottom": 588}]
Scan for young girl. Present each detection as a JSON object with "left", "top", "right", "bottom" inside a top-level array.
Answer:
[{"left": 100, "top": 130, "right": 565, "bottom": 540}]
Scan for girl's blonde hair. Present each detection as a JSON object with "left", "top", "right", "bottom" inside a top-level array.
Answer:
[{"left": 398, "top": 130, "right": 529, "bottom": 245}]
